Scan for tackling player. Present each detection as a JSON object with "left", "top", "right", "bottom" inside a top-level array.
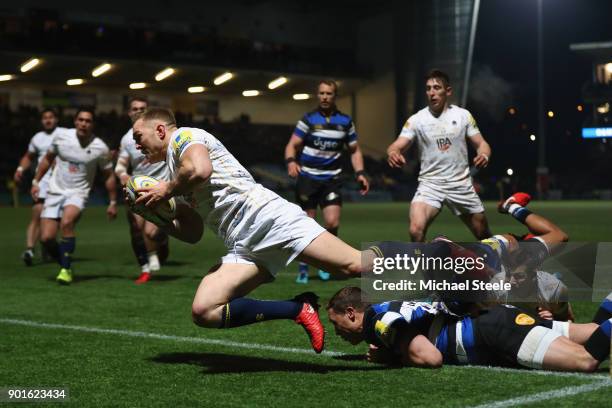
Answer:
[
  {"left": 386, "top": 70, "right": 492, "bottom": 242},
  {"left": 115, "top": 97, "right": 170, "bottom": 284},
  {"left": 285, "top": 80, "right": 369, "bottom": 283},
  {"left": 485, "top": 192, "right": 573, "bottom": 320},
  {"left": 14, "top": 109, "right": 67, "bottom": 265},
  {"left": 327, "top": 286, "right": 612, "bottom": 372},
  {"left": 367, "top": 192, "right": 573, "bottom": 320},
  {"left": 131, "top": 108, "right": 366, "bottom": 353},
  {"left": 31, "top": 108, "right": 118, "bottom": 284}
]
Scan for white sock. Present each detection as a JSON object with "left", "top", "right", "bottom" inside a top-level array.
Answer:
[
  {"left": 148, "top": 252, "right": 160, "bottom": 272},
  {"left": 507, "top": 203, "right": 523, "bottom": 215},
  {"left": 141, "top": 263, "right": 150, "bottom": 273}
]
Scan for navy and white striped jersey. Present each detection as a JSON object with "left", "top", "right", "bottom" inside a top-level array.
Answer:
[
  {"left": 293, "top": 110, "right": 357, "bottom": 181},
  {"left": 362, "top": 300, "right": 479, "bottom": 365}
]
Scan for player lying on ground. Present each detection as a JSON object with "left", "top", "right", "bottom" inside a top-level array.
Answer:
[
  {"left": 367, "top": 192, "right": 573, "bottom": 320},
  {"left": 486, "top": 192, "right": 573, "bottom": 320},
  {"left": 129, "top": 108, "right": 365, "bottom": 352},
  {"left": 327, "top": 286, "right": 612, "bottom": 372}
]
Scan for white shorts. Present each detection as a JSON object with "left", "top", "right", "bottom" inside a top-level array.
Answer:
[
  {"left": 37, "top": 176, "right": 50, "bottom": 201},
  {"left": 41, "top": 192, "right": 87, "bottom": 219},
  {"left": 412, "top": 180, "right": 484, "bottom": 216},
  {"left": 220, "top": 197, "right": 326, "bottom": 277}
]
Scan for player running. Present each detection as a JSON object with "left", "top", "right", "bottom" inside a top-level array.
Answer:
[
  {"left": 327, "top": 286, "right": 612, "bottom": 372},
  {"left": 386, "top": 70, "right": 492, "bottom": 242},
  {"left": 285, "top": 80, "right": 369, "bottom": 283},
  {"left": 31, "top": 108, "right": 118, "bottom": 284},
  {"left": 131, "top": 108, "right": 365, "bottom": 353},
  {"left": 14, "top": 109, "right": 67, "bottom": 265},
  {"left": 115, "top": 97, "right": 170, "bottom": 284}
]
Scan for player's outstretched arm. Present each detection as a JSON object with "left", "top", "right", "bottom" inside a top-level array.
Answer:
[
  {"left": 348, "top": 143, "right": 369, "bottom": 195},
  {"left": 103, "top": 168, "right": 118, "bottom": 220},
  {"left": 162, "top": 200, "right": 204, "bottom": 244},
  {"left": 468, "top": 133, "right": 491, "bottom": 168},
  {"left": 284, "top": 134, "right": 303, "bottom": 178},
  {"left": 386, "top": 137, "right": 412, "bottom": 168},
  {"left": 14, "top": 151, "right": 36, "bottom": 184},
  {"left": 397, "top": 331, "right": 443, "bottom": 368}
]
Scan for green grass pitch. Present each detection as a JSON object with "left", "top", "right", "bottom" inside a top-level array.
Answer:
[{"left": 1, "top": 201, "right": 611, "bottom": 407}]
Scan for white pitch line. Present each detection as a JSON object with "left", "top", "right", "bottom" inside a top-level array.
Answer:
[
  {"left": 0, "top": 318, "right": 342, "bottom": 357},
  {"left": 0, "top": 317, "right": 608, "bottom": 386},
  {"left": 453, "top": 364, "right": 608, "bottom": 380},
  {"left": 470, "top": 378, "right": 612, "bottom": 408}
]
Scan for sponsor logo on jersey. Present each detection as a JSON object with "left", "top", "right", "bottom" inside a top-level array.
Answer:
[
  {"left": 436, "top": 137, "right": 452, "bottom": 151},
  {"left": 173, "top": 130, "right": 193, "bottom": 156},
  {"left": 313, "top": 138, "right": 340, "bottom": 150},
  {"left": 515, "top": 313, "right": 535, "bottom": 325},
  {"left": 68, "top": 161, "right": 81, "bottom": 173}
]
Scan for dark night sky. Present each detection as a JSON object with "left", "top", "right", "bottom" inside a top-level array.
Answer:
[
  {"left": 467, "top": 0, "right": 611, "bottom": 189},
  {"left": 473, "top": 0, "right": 611, "bottom": 124}
]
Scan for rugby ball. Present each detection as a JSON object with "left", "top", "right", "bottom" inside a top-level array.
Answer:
[{"left": 126, "top": 175, "right": 176, "bottom": 226}]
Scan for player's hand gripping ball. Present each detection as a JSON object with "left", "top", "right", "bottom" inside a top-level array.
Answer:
[{"left": 125, "top": 175, "right": 176, "bottom": 226}]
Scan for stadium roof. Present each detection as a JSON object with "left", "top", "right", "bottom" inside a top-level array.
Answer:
[{"left": 0, "top": 51, "right": 366, "bottom": 97}]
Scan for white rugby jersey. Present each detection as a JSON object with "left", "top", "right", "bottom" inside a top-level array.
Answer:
[
  {"left": 119, "top": 129, "right": 169, "bottom": 180},
  {"left": 28, "top": 127, "right": 68, "bottom": 183},
  {"left": 399, "top": 105, "right": 480, "bottom": 185},
  {"left": 47, "top": 128, "right": 112, "bottom": 197},
  {"left": 165, "top": 127, "right": 278, "bottom": 245}
]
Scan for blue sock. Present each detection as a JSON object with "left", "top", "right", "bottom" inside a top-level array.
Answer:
[
  {"left": 220, "top": 298, "right": 302, "bottom": 328},
  {"left": 593, "top": 293, "right": 612, "bottom": 324},
  {"left": 298, "top": 262, "right": 309, "bottom": 275},
  {"left": 59, "top": 237, "right": 76, "bottom": 269},
  {"left": 43, "top": 239, "right": 60, "bottom": 261},
  {"left": 585, "top": 318, "right": 612, "bottom": 362},
  {"left": 131, "top": 235, "right": 149, "bottom": 267}
]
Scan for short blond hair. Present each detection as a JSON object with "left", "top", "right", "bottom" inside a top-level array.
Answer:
[{"left": 137, "top": 108, "right": 176, "bottom": 126}]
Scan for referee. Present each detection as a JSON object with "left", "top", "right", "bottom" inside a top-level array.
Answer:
[{"left": 285, "top": 80, "right": 369, "bottom": 283}]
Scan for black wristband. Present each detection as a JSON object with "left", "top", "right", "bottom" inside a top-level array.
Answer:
[
  {"left": 285, "top": 157, "right": 297, "bottom": 164},
  {"left": 355, "top": 170, "right": 367, "bottom": 179}
]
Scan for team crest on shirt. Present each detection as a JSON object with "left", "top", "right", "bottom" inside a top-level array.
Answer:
[
  {"left": 515, "top": 313, "right": 535, "bottom": 325},
  {"left": 173, "top": 130, "right": 193, "bottom": 156}
]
